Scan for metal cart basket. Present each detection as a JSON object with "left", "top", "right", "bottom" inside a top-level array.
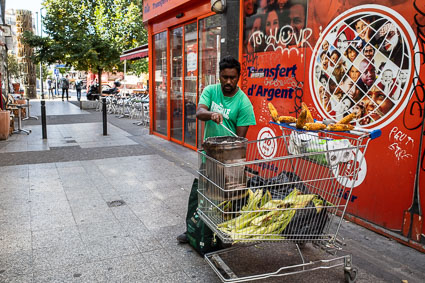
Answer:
[{"left": 197, "top": 124, "right": 381, "bottom": 282}]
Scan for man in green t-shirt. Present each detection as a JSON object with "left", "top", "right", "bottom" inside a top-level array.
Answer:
[{"left": 177, "top": 55, "right": 256, "bottom": 244}]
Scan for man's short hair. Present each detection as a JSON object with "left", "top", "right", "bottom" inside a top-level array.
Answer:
[{"left": 219, "top": 55, "right": 241, "bottom": 76}]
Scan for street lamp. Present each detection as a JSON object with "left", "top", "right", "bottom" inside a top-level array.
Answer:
[{"left": 211, "top": 0, "right": 226, "bottom": 13}]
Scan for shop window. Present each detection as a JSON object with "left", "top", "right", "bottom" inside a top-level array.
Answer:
[
  {"left": 170, "top": 27, "right": 183, "bottom": 142},
  {"left": 184, "top": 22, "right": 198, "bottom": 147},
  {"left": 198, "top": 14, "right": 221, "bottom": 146},
  {"left": 153, "top": 31, "right": 168, "bottom": 136}
]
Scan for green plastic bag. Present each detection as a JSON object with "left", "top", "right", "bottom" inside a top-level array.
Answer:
[{"left": 186, "top": 178, "right": 219, "bottom": 255}]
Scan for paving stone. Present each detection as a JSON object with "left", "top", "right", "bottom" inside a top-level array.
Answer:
[
  {"left": 150, "top": 270, "right": 192, "bottom": 282},
  {"left": 126, "top": 229, "right": 163, "bottom": 253},
  {"left": 0, "top": 216, "right": 31, "bottom": 235},
  {"left": 84, "top": 234, "right": 140, "bottom": 261},
  {"left": 0, "top": 231, "right": 32, "bottom": 254},
  {"left": 140, "top": 249, "right": 181, "bottom": 275},
  {"left": 136, "top": 207, "right": 184, "bottom": 230},
  {"left": 118, "top": 190, "right": 158, "bottom": 205},
  {"left": 64, "top": 188, "right": 102, "bottom": 201},
  {"left": 31, "top": 226, "right": 82, "bottom": 249},
  {"left": 0, "top": 250, "right": 33, "bottom": 279},
  {"left": 109, "top": 205, "right": 139, "bottom": 221},
  {"left": 68, "top": 197, "right": 109, "bottom": 212},
  {"left": 33, "top": 263, "right": 107, "bottom": 283},
  {"left": 101, "top": 254, "right": 157, "bottom": 281},
  {"left": 31, "top": 212, "right": 76, "bottom": 232},
  {"left": 32, "top": 241, "right": 89, "bottom": 271},
  {"left": 29, "top": 190, "right": 68, "bottom": 203},
  {"left": 77, "top": 221, "right": 127, "bottom": 243},
  {"left": 72, "top": 207, "right": 116, "bottom": 225},
  {"left": 30, "top": 200, "right": 72, "bottom": 216},
  {"left": 1, "top": 273, "right": 33, "bottom": 283},
  {"left": 183, "top": 265, "right": 221, "bottom": 283},
  {"left": 0, "top": 204, "right": 31, "bottom": 220}
]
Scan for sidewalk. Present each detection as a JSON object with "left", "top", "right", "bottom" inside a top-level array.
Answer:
[{"left": 1, "top": 100, "right": 425, "bottom": 282}]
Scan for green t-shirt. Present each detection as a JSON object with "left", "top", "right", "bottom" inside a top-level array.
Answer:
[{"left": 199, "top": 84, "right": 256, "bottom": 139}]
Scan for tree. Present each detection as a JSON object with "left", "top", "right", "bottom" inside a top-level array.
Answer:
[
  {"left": 128, "top": 58, "right": 148, "bottom": 76},
  {"left": 7, "top": 53, "right": 22, "bottom": 82},
  {"left": 24, "top": 0, "right": 147, "bottom": 91},
  {"left": 35, "top": 63, "right": 49, "bottom": 82}
]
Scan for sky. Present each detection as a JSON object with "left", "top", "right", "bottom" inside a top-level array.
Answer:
[{"left": 6, "top": 0, "right": 43, "bottom": 13}]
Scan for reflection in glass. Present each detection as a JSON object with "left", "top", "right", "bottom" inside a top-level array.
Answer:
[
  {"left": 184, "top": 22, "right": 197, "bottom": 147},
  {"left": 154, "top": 32, "right": 167, "bottom": 136},
  {"left": 170, "top": 27, "right": 183, "bottom": 141},
  {"left": 198, "top": 14, "right": 221, "bottom": 146}
]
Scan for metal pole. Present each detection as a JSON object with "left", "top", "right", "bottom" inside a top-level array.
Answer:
[
  {"left": 102, "top": 97, "right": 107, "bottom": 135},
  {"left": 40, "top": 9, "right": 44, "bottom": 99},
  {"left": 41, "top": 100, "right": 47, "bottom": 139}
]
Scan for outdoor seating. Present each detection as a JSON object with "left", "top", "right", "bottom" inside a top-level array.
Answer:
[{"left": 9, "top": 103, "right": 31, "bottom": 135}]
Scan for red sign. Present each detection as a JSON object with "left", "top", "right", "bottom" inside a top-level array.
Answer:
[{"left": 241, "top": 1, "right": 425, "bottom": 245}]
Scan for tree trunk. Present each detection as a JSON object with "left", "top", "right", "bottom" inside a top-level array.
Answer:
[{"left": 97, "top": 68, "right": 102, "bottom": 94}]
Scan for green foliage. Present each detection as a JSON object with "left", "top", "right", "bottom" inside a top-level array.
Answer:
[
  {"left": 23, "top": 0, "right": 147, "bottom": 85},
  {"left": 7, "top": 53, "right": 22, "bottom": 81},
  {"left": 35, "top": 64, "right": 50, "bottom": 81},
  {"left": 127, "top": 58, "right": 148, "bottom": 76}
]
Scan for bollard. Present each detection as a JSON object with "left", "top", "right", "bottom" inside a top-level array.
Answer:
[
  {"left": 41, "top": 100, "right": 47, "bottom": 139},
  {"left": 102, "top": 97, "right": 107, "bottom": 136}
]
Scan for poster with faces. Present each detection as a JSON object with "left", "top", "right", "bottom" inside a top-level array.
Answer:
[
  {"left": 312, "top": 13, "right": 410, "bottom": 126},
  {"left": 243, "top": 0, "right": 309, "bottom": 54}
]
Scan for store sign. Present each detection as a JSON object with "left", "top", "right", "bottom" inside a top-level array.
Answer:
[
  {"left": 332, "top": 149, "right": 367, "bottom": 188},
  {"left": 143, "top": 0, "right": 190, "bottom": 22},
  {"left": 256, "top": 127, "right": 277, "bottom": 159}
]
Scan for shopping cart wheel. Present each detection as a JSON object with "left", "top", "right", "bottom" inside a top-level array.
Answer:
[{"left": 344, "top": 267, "right": 358, "bottom": 283}]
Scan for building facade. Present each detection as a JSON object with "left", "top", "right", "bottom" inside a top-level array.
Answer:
[{"left": 143, "top": 0, "right": 425, "bottom": 252}]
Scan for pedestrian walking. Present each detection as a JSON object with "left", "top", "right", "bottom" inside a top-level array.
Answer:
[
  {"left": 47, "top": 77, "right": 54, "bottom": 98},
  {"left": 61, "top": 75, "right": 70, "bottom": 101},
  {"left": 176, "top": 56, "right": 256, "bottom": 251},
  {"left": 75, "top": 78, "right": 83, "bottom": 101}
]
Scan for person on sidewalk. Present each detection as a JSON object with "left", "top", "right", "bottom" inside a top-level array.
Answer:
[
  {"left": 47, "top": 77, "right": 54, "bottom": 98},
  {"left": 61, "top": 75, "right": 70, "bottom": 101},
  {"left": 176, "top": 55, "right": 256, "bottom": 245},
  {"left": 75, "top": 78, "right": 83, "bottom": 101}
]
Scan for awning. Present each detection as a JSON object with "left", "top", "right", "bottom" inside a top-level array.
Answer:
[{"left": 120, "top": 45, "right": 148, "bottom": 61}]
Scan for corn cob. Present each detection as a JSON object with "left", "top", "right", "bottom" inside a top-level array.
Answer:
[
  {"left": 296, "top": 109, "right": 307, "bottom": 129},
  {"left": 268, "top": 102, "right": 279, "bottom": 122},
  {"left": 259, "top": 190, "right": 272, "bottom": 207},
  {"left": 277, "top": 116, "right": 297, "bottom": 123},
  {"left": 303, "top": 122, "right": 326, "bottom": 131},
  {"left": 337, "top": 113, "right": 355, "bottom": 124},
  {"left": 326, "top": 123, "right": 354, "bottom": 131},
  {"left": 302, "top": 102, "right": 314, "bottom": 123}
]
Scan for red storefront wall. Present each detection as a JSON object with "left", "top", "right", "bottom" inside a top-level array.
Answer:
[{"left": 144, "top": 0, "right": 425, "bottom": 251}]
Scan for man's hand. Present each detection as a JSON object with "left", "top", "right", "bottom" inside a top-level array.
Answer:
[{"left": 211, "top": 112, "right": 223, "bottom": 124}]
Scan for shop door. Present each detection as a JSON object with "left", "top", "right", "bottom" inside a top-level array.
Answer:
[
  {"left": 183, "top": 22, "right": 198, "bottom": 147},
  {"left": 197, "top": 15, "right": 222, "bottom": 147},
  {"left": 170, "top": 27, "right": 183, "bottom": 142},
  {"left": 153, "top": 32, "right": 168, "bottom": 136}
]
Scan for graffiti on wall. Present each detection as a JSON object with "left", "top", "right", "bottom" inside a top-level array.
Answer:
[
  {"left": 243, "top": 0, "right": 311, "bottom": 54},
  {"left": 388, "top": 127, "right": 414, "bottom": 161},
  {"left": 403, "top": 0, "right": 425, "bottom": 171}
]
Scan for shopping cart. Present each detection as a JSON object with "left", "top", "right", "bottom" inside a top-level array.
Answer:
[{"left": 197, "top": 123, "right": 381, "bottom": 282}]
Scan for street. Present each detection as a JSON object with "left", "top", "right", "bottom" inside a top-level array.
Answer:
[{"left": 0, "top": 100, "right": 425, "bottom": 282}]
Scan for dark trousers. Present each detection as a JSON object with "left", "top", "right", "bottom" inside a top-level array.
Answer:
[
  {"left": 76, "top": 89, "right": 81, "bottom": 100},
  {"left": 62, "top": 88, "right": 69, "bottom": 100}
]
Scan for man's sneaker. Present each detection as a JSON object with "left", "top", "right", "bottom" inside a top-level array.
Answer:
[{"left": 176, "top": 232, "right": 188, "bottom": 244}]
